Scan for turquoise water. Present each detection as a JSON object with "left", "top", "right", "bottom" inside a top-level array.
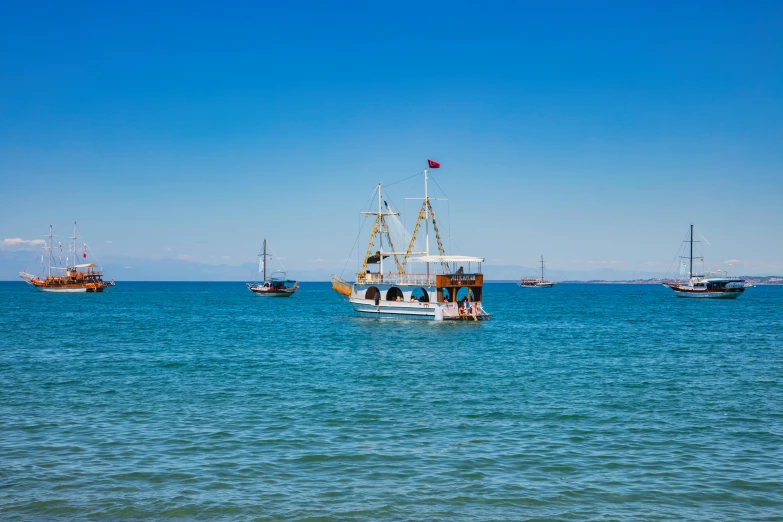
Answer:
[{"left": 1, "top": 281, "right": 782, "bottom": 520}]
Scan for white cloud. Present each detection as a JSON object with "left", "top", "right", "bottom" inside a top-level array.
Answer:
[
  {"left": 222, "top": 255, "right": 231, "bottom": 260},
  {"left": 105, "top": 240, "right": 112, "bottom": 244},
  {"left": 723, "top": 259, "right": 741, "bottom": 264},
  {"left": 2, "top": 238, "right": 46, "bottom": 251}
]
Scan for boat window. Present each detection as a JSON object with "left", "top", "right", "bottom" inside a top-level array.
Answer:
[
  {"left": 364, "top": 286, "right": 380, "bottom": 300},
  {"left": 386, "top": 287, "right": 404, "bottom": 301},
  {"left": 438, "top": 288, "right": 452, "bottom": 302},
  {"left": 455, "top": 287, "right": 475, "bottom": 302},
  {"left": 411, "top": 287, "right": 429, "bottom": 302}
]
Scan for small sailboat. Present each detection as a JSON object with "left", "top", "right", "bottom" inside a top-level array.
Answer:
[
  {"left": 246, "top": 239, "right": 298, "bottom": 297},
  {"left": 662, "top": 224, "right": 745, "bottom": 299},
  {"left": 332, "top": 160, "right": 489, "bottom": 321},
  {"left": 19, "top": 223, "right": 113, "bottom": 293},
  {"left": 519, "top": 255, "right": 555, "bottom": 288}
]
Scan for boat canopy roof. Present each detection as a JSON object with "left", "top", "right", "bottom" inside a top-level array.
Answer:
[
  {"left": 73, "top": 263, "right": 98, "bottom": 268},
  {"left": 407, "top": 255, "right": 484, "bottom": 263}
]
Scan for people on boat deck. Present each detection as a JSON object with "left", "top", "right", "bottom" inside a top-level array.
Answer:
[{"left": 410, "top": 295, "right": 416, "bottom": 301}]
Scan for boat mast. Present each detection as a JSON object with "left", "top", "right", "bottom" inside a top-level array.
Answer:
[
  {"left": 71, "top": 222, "right": 77, "bottom": 270},
  {"left": 424, "top": 168, "right": 430, "bottom": 279},
  {"left": 541, "top": 255, "right": 545, "bottom": 282},
  {"left": 378, "top": 185, "right": 384, "bottom": 276},
  {"left": 689, "top": 224, "right": 693, "bottom": 279},
  {"left": 263, "top": 239, "right": 267, "bottom": 282},
  {"left": 48, "top": 225, "right": 53, "bottom": 278}
]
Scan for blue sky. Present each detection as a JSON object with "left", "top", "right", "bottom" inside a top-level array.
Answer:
[{"left": 1, "top": 1, "right": 781, "bottom": 279}]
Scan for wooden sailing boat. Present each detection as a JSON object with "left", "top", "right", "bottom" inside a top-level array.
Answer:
[
  {"left": 662, "top": 224, "right": 745, "bottom": 298},
  {"left": 332, "top": 160, "right": 489, "bottom": 320},
  {"left": 246, "top": 239, "right": 298, "bottom": 297},
  {"left": 519, "top": 255, "right": 555, "bottom": 288},
  {"left": 19, "top": 223, "right": 113, "bottom": 293}
]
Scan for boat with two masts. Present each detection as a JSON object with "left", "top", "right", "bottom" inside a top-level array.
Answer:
[
  {"left": 246, "top": 239, "right": 298, "bottom": 297},
  {"left": 332, "top": 161, "right": 489, "bottom": 320},
  {"left": 519, "top": 255, "right": 555, "bottom": 288},
  {"left": 662, "top": 224, "right": 745, "bottom": 299},
  {"left": 19, "top": 223, "right": 113, "bottom": 293}
]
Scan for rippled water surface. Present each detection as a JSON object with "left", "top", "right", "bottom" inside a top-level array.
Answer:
[{"left": 1, "top": 282, "right": 782, "bottom": 520}]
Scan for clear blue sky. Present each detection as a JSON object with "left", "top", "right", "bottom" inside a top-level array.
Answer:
[{"left": 1, "top": 1, "right": 781, "bottom": 278}]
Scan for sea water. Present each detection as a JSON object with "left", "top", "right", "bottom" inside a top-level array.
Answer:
[{"left": 1, "top": 282, "right": 781, "bottom": 520}]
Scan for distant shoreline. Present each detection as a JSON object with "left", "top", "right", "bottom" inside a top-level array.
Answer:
[
  {"left": 489, "top": 276, "right": 783, "bottom": 285},
  {"left": 3, "top": 278, "right": 783, "bottom": 285}
]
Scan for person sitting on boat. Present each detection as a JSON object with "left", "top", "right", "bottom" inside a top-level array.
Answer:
[{"left": 410, "top": 295, "right": 416, "bottom": 302}]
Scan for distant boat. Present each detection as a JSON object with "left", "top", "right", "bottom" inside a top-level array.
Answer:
[
  {"left": 246, "top": 239, "right": 298, "bottom": 297},
  {"left": 519, "top": 255, "right": 555, "bottom": 288},
  {"left": 19, "top": 223, "right": 113, "bottom": 293},
  {"left": 662, "top": 224, "right": 745, "bottom": 299},
  {"left": 331, "top": 161, "right": 489, "bottom": 320}
]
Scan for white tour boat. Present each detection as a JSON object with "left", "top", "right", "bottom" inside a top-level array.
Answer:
[
  {"left": 247, "top": 239, "right": 298, "bottom": 297},
  {"left": 332, "top": 161, "right": 489, "bottom": 320},
  {"left": 519, "top": 255, "right": 555, "bottom": 288},
  {"left": 662, "top": 224, "right": 745, "bottom": 299}
]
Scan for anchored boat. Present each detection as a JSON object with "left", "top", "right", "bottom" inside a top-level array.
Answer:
[
  {"left": 247, "top": 239, "right": 298, "bottom": 297},
  {"left": 519, "top": 255, "right": 555, "bottom": 288},
  {"left": 662, "top": 224, "right": 745, "bottom": 299},
  {"left": 19, "top": 223, "right": 113, "bottom": 293},
  {"left": 332, "top": 161, "right": 489, "bottom": 321}
]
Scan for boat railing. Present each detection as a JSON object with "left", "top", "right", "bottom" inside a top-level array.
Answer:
[{"left": 356, "top": 272, "right": 437, "bottom": 286}]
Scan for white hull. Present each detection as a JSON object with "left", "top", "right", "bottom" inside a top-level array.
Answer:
[
  {"left": 670, "top": 290, "right": 743, "bottom": 299},
  {"left": 37, "top": 287, "right": 89, "bottom": 293},
  {"left": 664, "top": 284, "right": 744, "bottom": 299},
  {"left": 351, "top": 298, "right": 440, "bottom": 319},
  {"left": 252, "top": 291, "right": 295, "bottom": 297},
  {"left": 349, "top": 297, "right": 486, "bottom": 321}
]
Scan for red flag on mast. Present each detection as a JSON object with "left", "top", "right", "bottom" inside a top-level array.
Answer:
[{"left": 427, "top": 159, "right": 440, "bottom": 169}]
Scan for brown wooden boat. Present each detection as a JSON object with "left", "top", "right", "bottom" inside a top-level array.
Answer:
[{"left": 20, "top": 223, "right": 113, "bottom": 293}]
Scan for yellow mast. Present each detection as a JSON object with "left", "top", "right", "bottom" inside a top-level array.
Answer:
[{"left": 359, "top": 185, "right": 404, "bottom": 277}]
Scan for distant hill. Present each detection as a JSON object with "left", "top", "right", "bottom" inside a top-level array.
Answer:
[{"left": 2, "top": 251, "right": 780, "bottom": 283}]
